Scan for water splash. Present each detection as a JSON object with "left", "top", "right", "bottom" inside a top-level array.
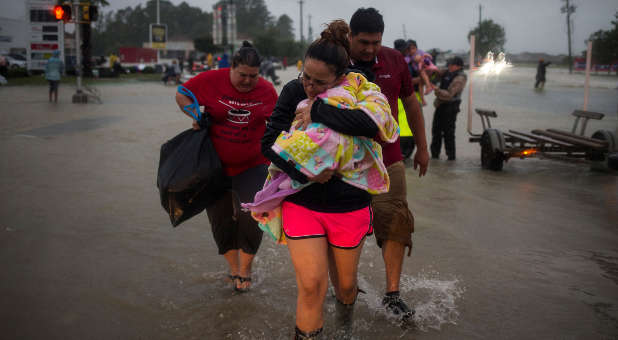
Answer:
[
  {"left": 356, "top": 270, "right": 464, "bottom": 332},
  {"left": 400, "top": 270, "right": 465, "bottom": 331}
]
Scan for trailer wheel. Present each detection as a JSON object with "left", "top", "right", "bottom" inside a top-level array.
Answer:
[
  {"left": 481, "top": 129, "right": 505, "bottom": 171},
  {"left": 608, "top": 153, "right": 618, "bottom": 171},
  {"left": 588, "top": 130, "right": 617, "bottom": 171}
]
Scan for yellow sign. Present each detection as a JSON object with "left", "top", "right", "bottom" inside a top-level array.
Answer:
[
  {"left": 82, "top": 4, "right": 90, "bottom": 21},
  {"left": 150, "top": 24, "right": 167, "bottom": 49}
]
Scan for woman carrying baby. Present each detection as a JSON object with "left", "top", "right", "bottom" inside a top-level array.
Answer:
[{"left": 260, "top": 20, "right": 397, "bottom": 339}]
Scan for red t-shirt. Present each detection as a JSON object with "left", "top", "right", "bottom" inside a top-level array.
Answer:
[
  {"left": 368, "top": 46, "right": 414, "bottom": 167},
  {"left": 183, "top": 68, "right": 277, "bottom": 176}
]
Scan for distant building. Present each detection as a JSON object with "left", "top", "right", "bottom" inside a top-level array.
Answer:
[
  {"left": 119, "top": 47, "right": 157, "bottom": 64},
  {"left": 26, "top": 0, "right": 64, "bottom": 71},
  {"left": 0, "top": 17, "right": 28, "bottom": 56},
  {"left": 508, "top": 52, "right": 566, "bottom": 64},
  {"left": 573, "top": 57, "right": 618, "bottom": 73}
]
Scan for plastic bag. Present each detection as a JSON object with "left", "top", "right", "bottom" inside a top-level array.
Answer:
[
  {"left": 157, "top": 128, "right": 227, "bottom": 226},
  {"left": 157, "top": 86, "right": 227, "bottom": 227}
]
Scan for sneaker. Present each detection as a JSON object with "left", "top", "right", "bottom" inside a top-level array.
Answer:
[{"left": 382, "top": 292, "right": 415, "bottom": 320}]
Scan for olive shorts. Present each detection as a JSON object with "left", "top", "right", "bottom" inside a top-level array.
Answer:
[{"left": 371, "top": 161, "right": 414, "bottom": 255}]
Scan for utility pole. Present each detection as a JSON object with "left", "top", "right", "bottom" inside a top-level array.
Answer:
[
  {"left": 156, "top": 0, "right": 160, "bottom": 63},
  {"left": 402, "top": 24, "right": 407, "bottom": 39},
  {"left": 561, "top": 0, "right": 576, "bottom": 74},
  {"left": 307, "top": 14, "right": 313, "bottom": 42},
  {"left": 299, "top": 0, "right": 304, "bottom": 45},
  {"left": 478, "top": 4, "right": 482, "bottom": 29},
  {"left": 227, "top": 0, "right": 236, "bottom": 55},
  {"left": 478, "top": 4, "right": 482, "bottom": 64}
]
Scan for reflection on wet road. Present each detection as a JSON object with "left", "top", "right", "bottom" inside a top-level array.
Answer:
[
  {"left": 0, "top": 67, "right": 616, "bottom": 339},
  {"left": 18, "top": 116, "right": 123, "bottom": 137}
]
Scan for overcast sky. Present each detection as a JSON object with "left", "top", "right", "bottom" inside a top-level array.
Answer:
[{"left": 3, "top": 0, "right": 617, "bottom": 55}]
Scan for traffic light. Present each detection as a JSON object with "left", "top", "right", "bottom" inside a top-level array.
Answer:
[
  {"left": 80, "top": 4, "right": 98, "bottom": 22},
  {"left": 89, "top": 6, "right": 98, "bottom": 21},
  {"left": 53, "top": 4, "right": 71, "bottom": 21}
]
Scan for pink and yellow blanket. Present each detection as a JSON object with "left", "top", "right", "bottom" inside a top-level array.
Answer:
[{"left": 241, "top": 72, "right": 398, "bottom": 243}]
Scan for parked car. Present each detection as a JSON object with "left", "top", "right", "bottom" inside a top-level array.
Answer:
[
  {"left": 2, "top": 55, "right": 27, "bottom": 69},
  {"left": 8, "top": 53, "right": 26, "bottom": 61}
]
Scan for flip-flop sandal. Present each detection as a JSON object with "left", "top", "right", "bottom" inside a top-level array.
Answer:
[
  {"left": 234, "top": 276, "right": 252, "bottom": 292},
  {"left": 227, "top": 275, "right": 239, "bottom": 285}
]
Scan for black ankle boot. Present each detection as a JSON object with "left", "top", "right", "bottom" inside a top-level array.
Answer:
[
  {"left": 294, "top": 326, "right": 323, "bottom": 339},
  {"left": 335, "top": 298, "right": 355, "bottom": 328}
]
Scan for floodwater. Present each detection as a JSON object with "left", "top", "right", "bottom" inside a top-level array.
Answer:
[{"left": 0, "top": 66, "right": 616, "bottom": 339}]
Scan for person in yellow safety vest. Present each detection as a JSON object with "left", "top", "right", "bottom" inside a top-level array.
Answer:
[
  {"left": 397, "top": 91, "right": 422, "bottom": 160},
  {"left": 108, "top": 53, "right": 118, "bottom": 69},
  {"left": 207, "top": 53, "right": 214, "bottom": 69},
  {"left": 296, "top": 59, "right": 303, "bottom": 71}
]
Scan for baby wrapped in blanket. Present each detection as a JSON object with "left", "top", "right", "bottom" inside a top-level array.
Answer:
[{"left": 241, "top": 72, "right": 399, "bottom": 243}]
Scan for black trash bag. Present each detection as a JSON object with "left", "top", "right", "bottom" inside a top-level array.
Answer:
[{"left": 157, "top": 125, "right": 227, "bottom": 227}]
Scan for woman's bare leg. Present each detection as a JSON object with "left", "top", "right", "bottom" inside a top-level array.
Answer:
[
  {"left": 328, "top": 240, "right": 365, "bottom": 304},
  {"left": 287, "top": 237, "right": 329, "bottom": 333}
]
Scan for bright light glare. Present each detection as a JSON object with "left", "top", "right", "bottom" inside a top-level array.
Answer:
[{"left": 479, "top": 52, "right": 512, "bottom": 75}]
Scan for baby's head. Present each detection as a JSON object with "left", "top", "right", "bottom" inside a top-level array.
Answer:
[{"left": 407, "top": 39, "right": 417, "bottom": 56}]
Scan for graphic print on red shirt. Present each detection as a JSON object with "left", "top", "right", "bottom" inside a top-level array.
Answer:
[{"left": 182, "top": 68, "right": 278, "bottom": 176}]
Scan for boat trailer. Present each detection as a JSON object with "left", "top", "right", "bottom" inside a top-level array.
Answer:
[{"left": 469, "top": 109, "right": 618, "bottom": 171}]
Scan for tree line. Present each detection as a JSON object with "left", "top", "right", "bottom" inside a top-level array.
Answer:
[
  {"left": 92, "top": 0, "right": 305, "bottom": 60},
  {"left": 587, "top": 12, "right": 618, "bottom": 66}
]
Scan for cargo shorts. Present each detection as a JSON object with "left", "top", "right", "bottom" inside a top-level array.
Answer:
[{"left": 371, "top": 161, "right": 414, "bottom": 256}]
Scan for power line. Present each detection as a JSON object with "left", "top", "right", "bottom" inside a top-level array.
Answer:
[
  {"left": 307, "top": 14, "right": 313, "bottom": 42},
  {"left": 299, "top": 0, "right": 304, "bottom": 44},
  {"left": 561, "top": 0, "right": 576, "bottom": 74}
]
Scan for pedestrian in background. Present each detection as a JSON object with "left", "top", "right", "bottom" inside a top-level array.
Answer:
[
  {"left": 188, "top": 54, "right": 194, "bottom": 74},
  {"left": 535, "top": 58, "right": 551, "bottom": 89},
  {"left": 45, "top": 50, "right": 64, "bottom": 103},
  {"left": 393, "top": 39, "right": 419, "bottom": 162}
]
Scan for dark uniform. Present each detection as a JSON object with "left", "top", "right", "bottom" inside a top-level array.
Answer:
[
  {"left": 535, "top": 60, "right": 551, "bottom": 88},
  {"left": 430, "top": 58, "right": 467, "bottom": 160}
]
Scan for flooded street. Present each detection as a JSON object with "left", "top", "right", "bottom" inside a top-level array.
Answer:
[{"left": 0, "top": 66, "right": 617, "bottom": 339}]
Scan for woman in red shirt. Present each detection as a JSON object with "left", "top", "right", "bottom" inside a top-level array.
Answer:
[{"left": 175, "top": 42, "right": 278, "bottom": 292}]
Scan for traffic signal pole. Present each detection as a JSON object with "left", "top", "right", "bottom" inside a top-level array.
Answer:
[
  {"left": 72, "top": 0, "right": 88, "bottom": 103},
  {"left": 74, "top": 1, "right": 81, "bottom": 91},
  {"left": 156, "top": 0, "right": 160, "bottom": 63}
]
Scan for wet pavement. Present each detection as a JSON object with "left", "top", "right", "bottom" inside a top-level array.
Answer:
[{"left": 0, "top": 67, "right": 617, "bottom": 339}]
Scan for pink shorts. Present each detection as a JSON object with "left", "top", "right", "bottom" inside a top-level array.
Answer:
[{"left": 281, "top": 201, "right": 373, "bottom": 249}]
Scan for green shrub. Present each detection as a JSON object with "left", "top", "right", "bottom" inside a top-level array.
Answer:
[{"left": 7, "top": 67, "right": 29, "bottom": 78}]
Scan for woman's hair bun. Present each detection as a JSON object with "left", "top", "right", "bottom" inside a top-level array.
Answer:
[
  {"left": 320, "top": 20, "right": 350, "bottom": 47},
  {"left": 242, "top": 41, "right": 253, "bottom": 48}
]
